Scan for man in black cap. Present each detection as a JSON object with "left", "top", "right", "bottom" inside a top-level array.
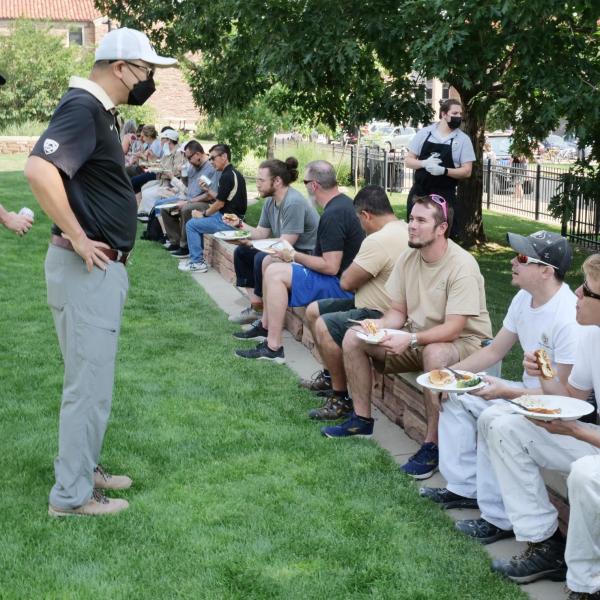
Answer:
[
  {"left": 24, "top": 28, "right": 176, "bottom": 517},
  {"left": 0, "top": 71, "right": 34, "bottom": 235}
]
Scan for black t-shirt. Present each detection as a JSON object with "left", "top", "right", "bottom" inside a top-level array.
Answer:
[
  {"left": 215, "top": 164, "right": 247, "bottom": 217},
  {"left": 314, "top": 194, "right": 365, "bottom": 277},
  {"left": 30, "top": 88, "right": 137, "bottom": 252}
]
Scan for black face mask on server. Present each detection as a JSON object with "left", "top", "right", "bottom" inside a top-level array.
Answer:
[
  {"left": 119, "top": 63, "right": 156, "bottom": 106},
  {"left": 447, "top": 116, "right": 462, "bottom": 130}
]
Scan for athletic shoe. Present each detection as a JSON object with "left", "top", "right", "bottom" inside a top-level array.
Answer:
[
  {"left": 455, "top": 517, "right": 514, "bottom": 544},
  {"left": 299, "top": 369, "right": 332, "bottom": 392},
  {"left": 170, "top": 247, "right": 190, "bottom": 258},
  {"left": 491, "top": 536, "right": 567, "bottom": 583},
  {"left": 178, "top": 259, "right": 208, "bottom": 273},
  {"left": 48, "top": 489, "right": 129, "bottom": 517},
  {"left": 232, "top": 320, "right": 268, "bottom": 341},
  {"left": 137, "top": 212, "right": 149, "bottom": 222},
  {"left": 419, "top": 487, "right": 478, "bottom": 509},
  {"left": 400, "top": 442, "right": 439, "bottom": 479},
  {"left": 308, "top": 395, "right": 353, "bottom": 420},
  {"left": 235, "top": 340, "right": 285, "bottom": 364},
  {"left": 321, "top": 412, "right": 374, "bottom": 438},
  {"left": 229, "top": 306, "right": 262, "bottom": 324},
  {"left": 93, "top": 465, "right": 133, "bottom": 490},
  {"left": 163, "top": 240, "right": 176, "bottom": 250},
  {"left": 567, "top": 591, "right": 600, "bottom": 600}
]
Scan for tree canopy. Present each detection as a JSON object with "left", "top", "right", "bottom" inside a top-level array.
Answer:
[{"left": 96, "top": 0, "right": 600, "bottom": 244}]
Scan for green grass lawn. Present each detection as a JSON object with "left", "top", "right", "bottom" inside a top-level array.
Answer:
[{"left": 0, "top": 154, "right": 562, "bottom": 599}]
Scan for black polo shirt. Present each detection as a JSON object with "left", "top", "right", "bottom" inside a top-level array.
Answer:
[
  {"left": 215, "top": 164, "right": 247, "bottom": 217},
  {"left": 314, "top": 194, "right": 365, "bottom": 277},
  {"left": 31, "top": 88, "right": 137, "bottom": 252}
]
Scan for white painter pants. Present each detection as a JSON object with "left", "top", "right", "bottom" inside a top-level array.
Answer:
[{"left": 479, "top": 405, "right": 600, "bottom": 593}]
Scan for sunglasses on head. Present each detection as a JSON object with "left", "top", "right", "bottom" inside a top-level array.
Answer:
[
  {"left": 582, "top": 280, "right": 600, "bottom": 300},
  {"left": 516, "top": 254, "right": 557, "bottom": 269},
  {"left": 429, "top": 194, "right": 448, "bottom": 222}
]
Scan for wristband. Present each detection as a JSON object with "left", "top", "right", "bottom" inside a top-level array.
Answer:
[
  {"left": 444, "top": 167, "right": 448, "bottom": 176},
  {"left": 202, "top": 209, "right": 209, "bottom": 218},
  {"left": 236, "top": 218, "right": 243, "bottom": 229}
]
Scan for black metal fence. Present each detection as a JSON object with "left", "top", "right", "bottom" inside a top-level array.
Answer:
[{"left": 349, "top": 145, "right": 600, "bottom": 250}]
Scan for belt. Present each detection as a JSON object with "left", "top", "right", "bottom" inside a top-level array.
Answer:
[{"left": 51, "top": 234, "right": 130, "bottom": 265}]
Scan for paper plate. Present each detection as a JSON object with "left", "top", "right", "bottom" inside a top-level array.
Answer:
[
  {"left": 356, "top": 329, "right": 410, "bottom": 345},
  {"left": 508, "top": 395, "right": 594, "bottom": 421},
  {"left": 416, "top": 370, "right": 487, "bottom": 393},
  {"left": 213, "top": 230, "right": 250, "bottom": 241},
  {"left": 252, "top": 239, "right": 280, "bottom": 253}
]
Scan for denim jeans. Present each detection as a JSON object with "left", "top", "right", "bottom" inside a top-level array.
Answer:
[{"left": 186, "top": 213, "right": 234, "bottom": 263}]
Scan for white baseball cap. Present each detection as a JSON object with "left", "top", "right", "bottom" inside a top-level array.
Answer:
[
  {"left": 160, "top": 129, "right": 179, "bottom": 142},
  {"left": 95, "top": 27, "right": 177, "bottom": 67}
]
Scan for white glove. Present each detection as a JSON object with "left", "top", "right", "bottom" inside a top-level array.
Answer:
[
  {"left": 421, "top": 155, "right": 442, "bottom": 169},
  {"left": 425, "top": 164, "right": 446, "bottom": 176}
]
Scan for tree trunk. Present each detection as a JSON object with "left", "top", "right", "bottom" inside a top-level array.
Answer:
[
  {"left": 266, "top": 134, "right": 275, "bottom": 159},
  {"left": 457, "top": 111, "right": 487, "bottom": 247}
]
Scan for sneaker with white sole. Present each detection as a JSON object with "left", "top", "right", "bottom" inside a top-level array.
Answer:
[
  {"left": 93, "top": 465, "right": 133, "bottom": 490},
  {"left": 48, "top": 489, "right": 129, "bottom": 517},
  {"left": 235, "top": 340, "right": 285, "bottom": 363},
  {"left": 178, "top": 259, "right": 208, "bottom": 273},
  {"left": 228, "top": 306, "right": 262, "bottom": 324},
  {"left": 170, "top": 247, "right": 190, "bottom": 258}
]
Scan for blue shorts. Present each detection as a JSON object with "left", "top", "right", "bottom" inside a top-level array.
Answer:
[{"left": 289, "top": 264, "right": 354, "bottom": 307}]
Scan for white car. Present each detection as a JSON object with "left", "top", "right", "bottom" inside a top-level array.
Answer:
[{"left": 383, "top": 126, "right": 417, "bottom": 152}]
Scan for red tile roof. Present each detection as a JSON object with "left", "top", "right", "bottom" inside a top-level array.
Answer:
[{"left": 0, "top": 0, "right": 103, "bottom": 22}]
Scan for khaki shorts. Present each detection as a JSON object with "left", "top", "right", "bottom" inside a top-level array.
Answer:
[{"left": 374, "top": 335, "right": 483, "bottom": 374}]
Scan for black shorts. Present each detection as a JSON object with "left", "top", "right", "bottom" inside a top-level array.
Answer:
[{"left": 317, "top": 298, "right": 383, "bottom": 347}]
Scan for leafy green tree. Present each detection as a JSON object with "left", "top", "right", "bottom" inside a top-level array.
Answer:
[
  {"left": 96, "top": 0, "right": 600, "bottom": 245},
  {"left": 0, "top": 20, "right": 93, "bottom": 130}
]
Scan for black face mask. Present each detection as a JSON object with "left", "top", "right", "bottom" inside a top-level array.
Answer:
[
  {"left": 127, "top": 77, "right": 155, "bottom": 106},
  {"left": 448, "top": 116, "right": 462, "bottom": 130}
]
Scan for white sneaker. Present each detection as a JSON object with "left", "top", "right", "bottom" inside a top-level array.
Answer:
[{"left": 178, "top": 260, "right": 208, "bottom": 273}]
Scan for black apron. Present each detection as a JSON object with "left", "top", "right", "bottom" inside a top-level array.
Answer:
[{"left": 407, "top": 131, "right": 460, "bottom": 239}]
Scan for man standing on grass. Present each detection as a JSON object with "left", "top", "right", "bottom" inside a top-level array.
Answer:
[
  {"left": 24, "top": 28, "right": 176, "bottom": 516},
  {"left": 0, "top": 72, "right": 34, "bottom": 236},
  {"left": 420, "top": 231, "right": 579, "bottom": 545},
  {"left": 233, "top": 160, "right": 364, "bottom": 364},
  {"left": 479, "top": 254, "right": 600, "bottom": 598},
  {"left": 301, "top": 185, "right": 408, "bottom": 420},
  {"left": 321, "top": 195, "right": 492, "bottom": 482}
]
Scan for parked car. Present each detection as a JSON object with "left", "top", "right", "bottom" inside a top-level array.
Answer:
[
  {"left": 383, "top": 126, "right": 417, "bottom": 152},
  {"left": 484, "top": 132, "right": 532, "bottom": 195}
]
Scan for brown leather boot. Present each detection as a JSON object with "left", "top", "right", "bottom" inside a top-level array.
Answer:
[
  {"left": 94, "top": 465, "right": 133, "bottom": 490},
  {"left": 48, "top": 489, "right": 129, "bottom": 517}
]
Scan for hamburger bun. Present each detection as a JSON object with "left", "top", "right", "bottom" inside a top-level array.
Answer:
[
  {"left": 428, "top": 369, "right": 454, "bottom": 386},
  {"left": 534, "top": 349, "right": 555, "bottom": 380}
]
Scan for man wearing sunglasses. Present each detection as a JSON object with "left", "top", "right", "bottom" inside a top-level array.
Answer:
[
  {"left": 323, "top": 195, "right": 492, "bottom": 479},
  {"left": 473, "top": 254, "right": 600, "bottom": 597},
  {"left": 420, "top": 230, "right": 580, "bottom": 543},
  {"left": 24, "top": 28, "right": 176, "bottom": 517}
]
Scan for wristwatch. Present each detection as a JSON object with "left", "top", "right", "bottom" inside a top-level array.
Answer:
[
  {"left": 202, "top": 209, "right": 209, "bottom": 217},
  {"left": 410, "top": 333, "right": 419, "bottom": 350}
]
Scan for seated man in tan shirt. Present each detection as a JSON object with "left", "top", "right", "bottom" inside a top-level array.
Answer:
[
  {"left": 322, "top": 195, "right": 492, "bottom": 481},
  {"left": 301, "top": 185, "right": 409, "bottom": 420}
]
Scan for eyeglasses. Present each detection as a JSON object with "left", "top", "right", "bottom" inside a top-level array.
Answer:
[
  {"left": 429, "top": 194, "right": 448, "bottom": 222},
  {"left": 582, "top": 280, "right": 600, "bottom": 300},
  {"left": 516, "top": 254, "right": 557, "bottom": 269},
  {"left": 125, "top": 61, "right": 155, "bottom": 80},
  {"left": 208, "top": 153, "right": 223, "bottom": 162},
  {"left": 303, "top": 179, "right": 315, "bottom": 186}
]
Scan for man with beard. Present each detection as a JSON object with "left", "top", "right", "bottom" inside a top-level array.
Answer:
[
  {"left": 322, "top": 195, "right": 492, "bottom": 482},
  {"left": 234, "top": 160, "right": 364, "bottom": 364},
  {"left": 228, "top": 157, "right": 319, "bottom": 324},
  {"left": 24, "top": 28, "right": 176, "bottom": 516}
]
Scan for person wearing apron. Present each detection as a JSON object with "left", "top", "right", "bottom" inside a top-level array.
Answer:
[{"left": 405, "top": 99, "right": 475, "bottom": 241}]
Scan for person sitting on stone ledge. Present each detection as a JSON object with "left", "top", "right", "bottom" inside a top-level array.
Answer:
[
  {"left": 420, "top": 231, "right": 580, "bottom": 546},
  {"left": 300, "top": 184, "right": 408, "bottom": 420},
  {"left": 228, "top": 156, "right": 319, "bottom": 325},
  {"left": 321, "top": 194, "right": 492, "bottom": 483},
  {"left": 233, "top": 160, "right": 364, "bottom": 364},
  {"left": 159, "top": 140, "right": 219, "bottom": 258},
  {"left": 473, "top": 254, "right": 600, "bottom": 598}
]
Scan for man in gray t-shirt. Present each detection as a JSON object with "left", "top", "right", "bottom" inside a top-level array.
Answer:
[{"left": 229, "top": 158, "right": 319, "bottom": 324}]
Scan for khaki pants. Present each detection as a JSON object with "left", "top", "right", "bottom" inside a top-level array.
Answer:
[
  {"left": 45, "top": 244, "right": 128, "bottom": 509},
  {"left": 162, "top": 200, "right": 209, "bottom": 248}
]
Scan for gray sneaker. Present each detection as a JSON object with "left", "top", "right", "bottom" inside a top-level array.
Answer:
[{"left": 229, "top": 306, "right": 262, "bottom": 324}]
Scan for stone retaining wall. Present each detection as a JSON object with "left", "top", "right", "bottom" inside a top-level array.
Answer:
[{"left": 0, "top": 136, "right": 38, "bottom": 154}]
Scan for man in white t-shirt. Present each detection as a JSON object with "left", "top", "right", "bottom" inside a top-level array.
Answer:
[
  {"left": 420, "top": 230, "right": 580, "bottom": 545},
  {"left": 478, "top": 253, "right": 600, "bottom": 598}
]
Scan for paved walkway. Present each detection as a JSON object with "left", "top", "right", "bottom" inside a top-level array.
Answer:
[{"left": 191, "top": 267, "right": 567, "bottom": 600}]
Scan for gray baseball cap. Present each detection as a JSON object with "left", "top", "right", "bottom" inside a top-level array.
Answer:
[{"left": 507, "top": 230, "right": 572, "bottom": 277}]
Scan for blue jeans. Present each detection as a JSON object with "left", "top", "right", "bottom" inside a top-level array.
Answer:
[{"left": 186, "top": 213, "right": 234, "bottom": 263}]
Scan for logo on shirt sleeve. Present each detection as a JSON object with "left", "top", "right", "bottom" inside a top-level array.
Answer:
[{"left": 43, "top": 139, "right": 59, "bottom": 155}]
